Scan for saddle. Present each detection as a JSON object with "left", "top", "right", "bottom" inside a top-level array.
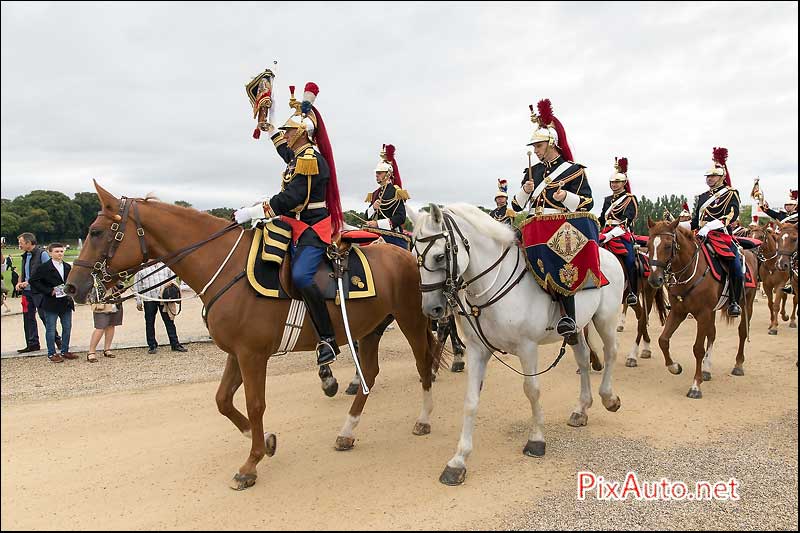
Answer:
[
  {"left": 246, "top": 220, "right": 377, "bottom": 300},
  {"left": 699, "top": 238, "right": 757, "bottom": 289}
]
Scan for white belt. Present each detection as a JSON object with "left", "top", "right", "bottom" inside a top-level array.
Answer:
[
  {"left": 605, "top": 220, "right": 623, "bottom": 226},
  {"left": 306, "top": 201, "right": 327, "bottom": 210}
]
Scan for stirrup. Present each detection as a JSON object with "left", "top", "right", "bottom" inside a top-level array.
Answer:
[
  {"left": 556, "top": 316, "right": 577, "bottom": 337},
  {"left": 625, "top": 292, "right": 639, "bottom": 306},
  {"left": 727, "top": 303, "right": 741, "bottom": 317},
  {"left": 316, "top": 339, "right": 338, "bottom": 367}
]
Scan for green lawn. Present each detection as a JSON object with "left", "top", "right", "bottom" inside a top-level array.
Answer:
[{"left": 3, "top": 248, "right": 81, "bottom": 276}]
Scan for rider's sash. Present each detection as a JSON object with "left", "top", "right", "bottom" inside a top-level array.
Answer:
[
  {"left": 699, "top": 187, "right": 730, "bottom": 218},
  {"left": 524, "top": 161, "right": 573, "bottom": 210},
  {"left": 604, "top": 194, "right": 630, "bottom": 222}
]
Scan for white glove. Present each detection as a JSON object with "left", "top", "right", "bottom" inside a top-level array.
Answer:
[
  {"left": 600, "top": 234, "right": 610, "bottom": 244},
  {"left": 234, "top": 204, "right": 265, "bottom": 224},
  {"left": 606, "top": 226, "right": 626, "bottom": 240},
  {"left": 678, "top": 221, "right": 692, "bottom": 231},
  {"left": 697, "top": 219, "right": 723, "bottom": 237}
]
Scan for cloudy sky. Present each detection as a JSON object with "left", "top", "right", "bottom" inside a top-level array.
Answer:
[{"left": 1, "top": 1, "right": 797, "bottom": 215}]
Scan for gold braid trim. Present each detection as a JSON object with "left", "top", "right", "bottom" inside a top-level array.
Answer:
[{"left": 519, "top": 211, "right": 601, "bottom": 230}]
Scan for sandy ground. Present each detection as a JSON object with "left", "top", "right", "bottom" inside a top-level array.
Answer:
[{"left": 1, "top": 296, "right": 797, "bottom": 530}]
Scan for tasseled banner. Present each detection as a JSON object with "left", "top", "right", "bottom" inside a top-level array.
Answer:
[
  {"left": 295, "top": 153, "right": 319, "bottom": 176},
  {"left": 253, "top": 128, "right": 261, "bottom": 140}
]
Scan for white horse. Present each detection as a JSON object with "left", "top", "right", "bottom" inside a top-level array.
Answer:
[{"left": 409, "top": 203, "right": 624, "bottom": 485}]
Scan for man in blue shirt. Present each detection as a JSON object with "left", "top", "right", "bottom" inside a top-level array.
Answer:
[{"left": 16, "top": 233, "right": 60, "bottom": 353}]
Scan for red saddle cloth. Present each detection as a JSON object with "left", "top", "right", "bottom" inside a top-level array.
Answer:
[
  {"left": 699, "top": 236, "right": 757, "bottom": 289},
  {"left": 600, "top": 227, "right": 633, "bottom": 256},
  {"left": 340, "top": 230, "right": 380, "bottom": 245}
]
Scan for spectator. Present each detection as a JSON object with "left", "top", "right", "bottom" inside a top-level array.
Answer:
[
  {"left": 87, "top": 283, "right": 125, "bottom": 362},
  {"left": 0, "top": 252, "right": 10, "bottom": 314},
  {"left": 16, "top": 233, "right": 60, "bottom": 353},
  {"left": 28, "top": 243, "right": 76, "bottom": 363},
  {"left": 133, "top": 262, "right": 188, "bottom": 354}
]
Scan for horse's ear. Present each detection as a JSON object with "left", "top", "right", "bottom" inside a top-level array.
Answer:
[
  {"left": 647, "top": 216, "right": 655, "bottom": 229},
  {"left": 430, "top": 203, "right": 443, "bottom": 224},
  {"left": 406, "top": 205, "right": 420, "bottom": 226},
  {"left": 94, "top": 180, "right": 121, "bottom": 220},
  {"left": 669, "top": 217, "right": 680, "bottom": 230}
]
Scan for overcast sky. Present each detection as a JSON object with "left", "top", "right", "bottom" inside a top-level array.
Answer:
[{"left": 1, "top": 1, "right": 798, "bottom": 215}]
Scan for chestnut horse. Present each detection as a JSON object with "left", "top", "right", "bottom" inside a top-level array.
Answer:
[
  {"left": 776, "top": 222, "right": 799, "bottom": 328},
  {"left": 646, "top": 218, "right": 757, "bottom": 399},
  {"left": 65, "top": 182, "right": 441, "bottom": 490},
  {"left": 749, "top": 225, "right": 789, "bottom": 335}
]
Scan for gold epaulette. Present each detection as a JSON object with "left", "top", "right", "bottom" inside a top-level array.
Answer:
[
  {"left": 394, "top": 185, "right": 410, "bottom": 201},
  {"left": 506, "top": 208, "right": 516, "bottom": 219},
  {"left": 294, "top": 147, "right": 319, "bottom": 176},
  {"left": 364, "top": 192, "right": 373, "bottom": 203}
]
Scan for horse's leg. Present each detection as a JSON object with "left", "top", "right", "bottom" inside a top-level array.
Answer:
[
  {"left": 767, "top": 281, "right": 779, "bottom": 335},
  {"left": 617, "top": 303, "right": 628, "bottom": 332},
  {"left": 394, "top": 311, "right": 436, "bottom": 435},
  {"left": 440, "top": 344, "right": 491, "bottom": 486},
  {"left": 640, "top": 288, "right": 653, "bottom": 359},
  {"left": 449, "top": 316, "right": 466, "bottom": 373},
  {"left": 687, "top": 311, "right": 713, "bottom": 399},
  {"left": 593, "top": 307, "right": 621, "bottom": 413},
  {"left": 732, "top": 288, "right": 756, "bottom": 376},
  {"left": 335, "top": 332, "right": 381, "bottom": 451},
  {"left": 215, "top": 353, "right": 250, "bottom": 436},
  {"left": 791, "top": 294, "right": 798, "bottom": 328},
  {"left": 519, "top": 344, "right": 546, "bottom": 457},
  {"left": 568, "top": 334, "right": 593, "bottom": 427},
  {"left": 230, "top": 352, "right": 269, "bottom": 491},
  {"left": 577, "top": 326, "right": 603, "bottom": 374},
  {"left": 625, "top": 302, "right": 644, "bottom": 367},
  {"left": 701, "top": 319, "right": 716, "bottom": 382},
  {"left": 780, "top": 291, "right": 790, "bottom": 322},
  {"left": 658, "top": 308, "right": 688, "bottom": 375}
]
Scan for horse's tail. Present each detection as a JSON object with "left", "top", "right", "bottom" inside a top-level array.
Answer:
[{"left": 654, "top": 286, "right": 668, "bottom": 326}]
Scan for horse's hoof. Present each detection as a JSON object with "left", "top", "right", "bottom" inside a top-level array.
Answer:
[
  {"left": 686, "top": 388, "right": 703, "bottom": 399},
  {"left": 344, "top": 382, "right": 359, "bottom": 396},
  {"left": 731, "top": 367, "right": 745, "bottom": 377},
  {"left": 668, "top": 363, "right": 683, "bottom": 375},
  {"left": 625, "top": 358, "right": 637, "bottom": 368},
  {"left": 523, "top": 440, "right": 546, "bottom": 457},
  {"left": 790, "top": 322, "right": 797, "bottom": 329},
  {"left": 781, "top": 314, "right": 790, "bottom": 322},
  {"left": 641, "top": 349, "right": 652, "bottom": 359},
  {"left": 768, "top": 329, "right": 778, "bottom": 336},
  {"left": 616, "top": 325, "right": 624, "bottom": 332},
  {"left": 591, "top": 359, "right": 604, "bottom": 372},
  {"left": 439, "top": 465, "right": 466, "bottom": 486},
  {"left": 412, "top": 422, "right": 431, "bottom": 436},
  {"left": 604, "top": 396, "right": 621, "bottom": 412},
  {"left": 335, "top": 436, "right": 355, "bottom": 451},
  {"left": 567, "top": 412, "right": 588, "bottom": 427},
  {"left": 702, "top": 371, "right": 712, "bottom": 382},
  {"left": 450, "top": 361, "right": 465, "bottom": 373},
  {"left": 265, "top": 432, "right": 277, "bottom": 457},
  {"left": 322, "top": 378, "right": 339, "bottom": 398},
  {"left": 229, "top": 472, "right": 257, "bottom": 491}
]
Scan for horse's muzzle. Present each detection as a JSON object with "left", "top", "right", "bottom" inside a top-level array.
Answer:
[{"left": 648, "top": 274, "right": 664, "bottom": 289}]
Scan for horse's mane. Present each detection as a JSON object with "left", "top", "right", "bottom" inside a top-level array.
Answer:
[{"left": 444, "top": 203, "right": 517, "bottom": 246}]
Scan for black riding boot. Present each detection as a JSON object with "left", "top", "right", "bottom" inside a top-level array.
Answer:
[
  {"left": 298, "top": 282, "right": 340, "bottom": 366},
  {"left": 557, "top": 295, "right": 579, "bottom": 345},
  {"left": 626, "top": 263, "right": 639, "bottom": 307},
  {"left": 728, "top": 275, "right": 743, "bottom": 317}
]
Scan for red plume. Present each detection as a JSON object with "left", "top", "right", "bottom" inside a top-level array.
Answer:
[
  {"left": 713, "top": 147, "right": 731, "bottom": 187},
  {"left": 682, "top": 202, "right": 689, "bottom": 211},
  {"left": 303, "top": 82, "right": 319, "bottom": 97},
  {"left": 384, "top": 144, "right": 401, "bottom": 189},
  {"left": 536, "top": 99, "right": 574, "bottom": 161},
  {"left": 617, "top": 157, "right": 630, "bottom": 193},
  {"left": 310, "top": 106, "right": 342, "bottom": 235},
  {"left": 791, "top": 189, "right": 798, "bottom": 201}
]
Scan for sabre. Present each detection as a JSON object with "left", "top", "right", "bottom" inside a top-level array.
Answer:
[
  {"left": 336, "top": 274, "right": 370, "bottom": 395},
  {"left": 524, "top": 150, "right": 535, "bottom": 213}
]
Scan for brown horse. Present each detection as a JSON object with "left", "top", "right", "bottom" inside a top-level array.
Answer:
[
  {"left": 65, "top": 182, "right": 441, "bottom": 490},
  {"left": 749, "top": 225, "right": 789, "bottom": 334},
  {"left": 646, "top": 218, "right": 757, "bottom": 399},
  {"left": 776, "top": 222, "right": 799, "bottom": 328}
]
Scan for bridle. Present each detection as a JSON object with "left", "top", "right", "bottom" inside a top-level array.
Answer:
[
  {"left": 649, "top": 229, "right": 708, "bottom": 302},
  {"left": 414, "top": 211, "right": 566, "bottom": 378},
  {"left": 73, "top": 197, "right": 242, "bottom": 303}
]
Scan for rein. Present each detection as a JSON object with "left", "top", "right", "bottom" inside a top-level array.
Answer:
[
  {"left": 650, "top": 230, "right": 709, "bottom": 301},
  {"left": 73, "top": 197, "right": 244, "bottom": 304},
  {"left": 414, "top": 211, "right": 566, "bottom": 377}
]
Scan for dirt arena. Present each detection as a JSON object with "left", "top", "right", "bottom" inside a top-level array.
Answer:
[{"left": 1, "top": 296, "right": 797, "bottom": 530}]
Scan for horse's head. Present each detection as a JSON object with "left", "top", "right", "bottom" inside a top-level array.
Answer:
[
  {"left": 776, "top": 222, "right": 798, "bottom": 272},
  {"left": 411, "top": 204, "right": 472, "bottom": 320},
  {"left": 65, "top": 181, "right": 150, "bottom": 303},
  {"left": 646, "top": 217, "right": 683, "bottom": 289}
]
